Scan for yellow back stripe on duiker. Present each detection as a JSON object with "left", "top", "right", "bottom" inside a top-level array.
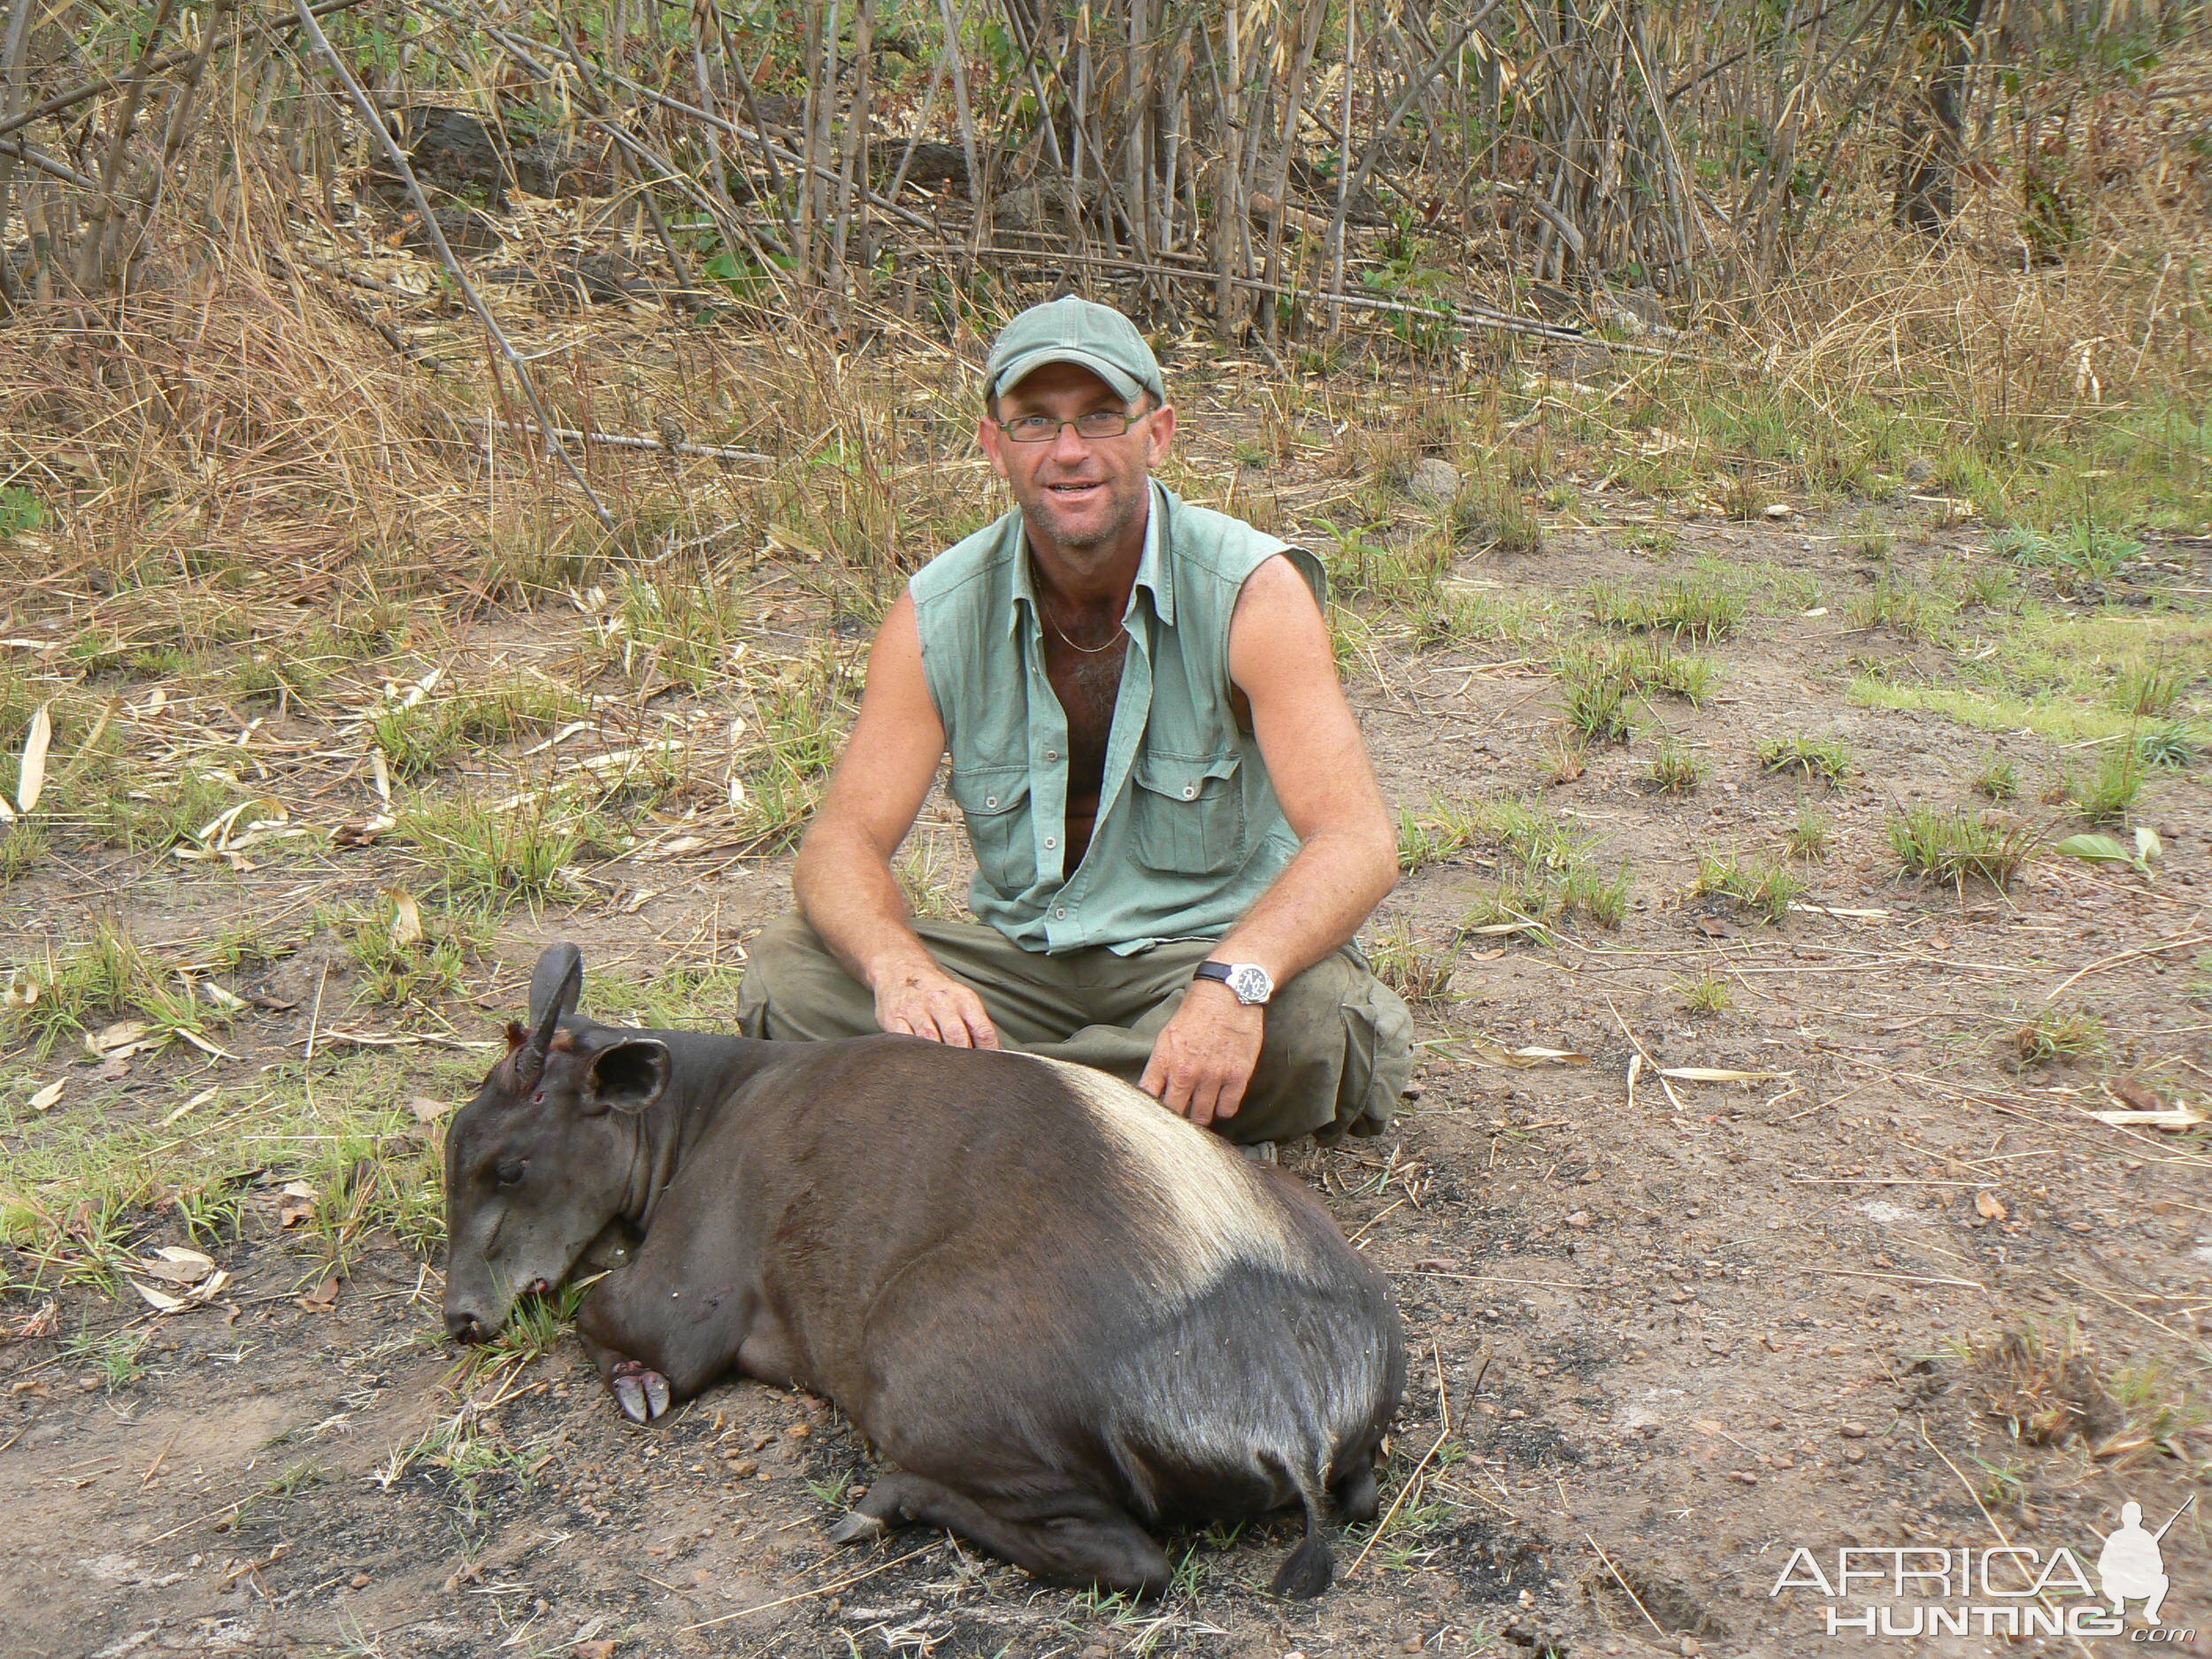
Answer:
[{"left": 1025, "top": 1055, "right": 1302, "bottom": 1288}]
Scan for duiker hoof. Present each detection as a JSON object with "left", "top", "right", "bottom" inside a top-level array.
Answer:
[
  {"left": 826, "top": 1510, "right": 890, "bottom": 1547},
  {"left": 610, "top": 1361, "right": 671, "bottom": 1423}
]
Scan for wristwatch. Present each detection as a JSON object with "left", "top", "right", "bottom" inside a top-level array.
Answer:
[{"left": 1194, "top": 960, "right": 1274, "bottom": 1006}]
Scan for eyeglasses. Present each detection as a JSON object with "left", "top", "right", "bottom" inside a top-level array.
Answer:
[{"left": 996, "top": 409, "right": 1148, "bottom": 443}]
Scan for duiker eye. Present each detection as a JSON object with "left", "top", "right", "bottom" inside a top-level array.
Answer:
[{"left": 494, "top": 1158, "right": 526, "bottom": 1187}]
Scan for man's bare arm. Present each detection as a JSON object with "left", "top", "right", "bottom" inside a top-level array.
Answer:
[
  {"left": 1139, "top": 556, "right": 1398, "bottom": 1124},
  {"left": 791, "top": 592, "right": 999, "bottom": 1048}
]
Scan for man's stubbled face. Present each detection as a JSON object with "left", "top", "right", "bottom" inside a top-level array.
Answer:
[{"left": 979, "top": 361, "right": 1175, "bottom": 557}]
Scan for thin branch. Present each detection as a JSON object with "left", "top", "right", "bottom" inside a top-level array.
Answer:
[
  {"left": 0, "top": 136, "right": 96, "bottom": 190},
  {"left": 288, "top": 0, "right": 612, "bottom": 527},
  {"left": 0, "top": 0, "right": 377, "bottom": 144}
]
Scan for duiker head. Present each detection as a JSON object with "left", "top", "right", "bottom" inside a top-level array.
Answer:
[{"left": 442, "top": 944, "right": 671, "bottom": 1342}]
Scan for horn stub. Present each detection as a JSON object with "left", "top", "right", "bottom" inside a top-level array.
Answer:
[
  {"left": 526, "top": 944, "right": 583, "bottom": 1049},
  {"left": 515, "top": 944, "right": 584, "bottom": 1091}
]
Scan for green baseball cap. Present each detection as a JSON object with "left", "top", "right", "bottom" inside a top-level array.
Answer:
[{"left": 985, "top": 296, "right": 1166, "bottom": 407}]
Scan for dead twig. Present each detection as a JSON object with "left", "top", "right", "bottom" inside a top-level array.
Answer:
[
  {"left": 0, "top": 0, "right": 375, "bottom": 144},
  {"left": 495, "top": 419, "right": 772, "bottom": 465},
  {"left": 676, "top": 1542, "right": 941, "bottom": 1632},
  {"left": 2042, "top": 931, "right": 2212, "bottom": 1003},
  {"left": 288, "top": 0, "right": 613, "bottom": 530},
  {"left": 1344, "top": 1335, "right": 1453, "bottom": 1582}
]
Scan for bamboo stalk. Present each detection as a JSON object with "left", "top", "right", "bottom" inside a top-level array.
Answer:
[
  {"left": 0, "top": 0, "right": 377, "bottom": 145},
  {"left": 289, "top": 0, "right": 612, "bottom": 527},
  {"left": 74, "top": 0, "right": 182, "bottom": 292},
  {"left": 904, "top": 237, "right": 1712, "bottom": 357}
]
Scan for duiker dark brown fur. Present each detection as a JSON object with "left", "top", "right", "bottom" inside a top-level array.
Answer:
[{"left": 443, "top": 945, "right": 1403, "bottom": 1597}]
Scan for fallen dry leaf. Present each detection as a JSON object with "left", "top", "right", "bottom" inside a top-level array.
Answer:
[
  {"left": 575, "top": 1641, "right": 618, "bottom": 1659},
  {"left": 1457, "top": 1037, "right": 1592, "bottom": 1068},
  {"left": 15, "top": 701, "right": 50, "bottom": 814},
  {"left": 385, "top": 887, "right": 424, "bottom": 950},
  {"left": 129, "top": 1266, "right": 229, "bottom": 1313},
  {"left": 27, "top": 1079, "right": 63, "bottom": 1112},
  {"left": 278, "top": 1184, "right": 318, "bottom": 1228},
  {"left": 1973, "top": 1191, "right": 2008, "bottom": 1221},
  {"left": 2110, "top": 1076, "right": 2162, "bottom": 1113},
  {"left": 332, "top": 815, "right": 395, "bottom": 848},
  {"left": 1656, "top": 1066, "right": 1794, "bottom": 1082},
  {"left": 297, "top": 1273, "right": 342, "bottom": 1312},
  {"left": 632, "top": 833, "right": 709, "bottom": 862},
  {"left": 157, "top": 1088, "right": 219, "bottom": 1128},
  {"left": 1693, "top": 916, "right": 1734, "bottom": 939},
  {"left": 138, "top": 1246, "right": 216, "bottom": 1286},
  {"left": 407, "top": 1095, "right": 451, "bottom": 1124},
  {"left": 85, "top": 1019, "right": 157, "bottom": 1057},
  {"left": 2088, "top": 1106, "right": 2207, "bottom": 1131}
]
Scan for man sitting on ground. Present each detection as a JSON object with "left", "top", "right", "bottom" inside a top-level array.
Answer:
[{"left": 738, "top": 296, "right": 1411, "bottom": 1146}]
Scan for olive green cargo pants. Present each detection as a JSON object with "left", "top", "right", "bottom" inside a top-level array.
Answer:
[{"left": 735, "top": 915, "right": 1413, "bottom": 1145}]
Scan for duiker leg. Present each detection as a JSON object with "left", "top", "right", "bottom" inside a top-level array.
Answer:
[
  {"left": 830, "top": 1470, "right": 1171, "bottom": 1597},
  {"left": 576, "top": 1280, "right": 751, "bottom": 1422}
]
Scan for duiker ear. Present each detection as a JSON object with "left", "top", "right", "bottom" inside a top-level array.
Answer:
[
  {"left": 583, "top": 1039, "right": 671, "bottom": 1117},
  {"left": 526, "top": 944, "right": 584, "bottom": 1054}
]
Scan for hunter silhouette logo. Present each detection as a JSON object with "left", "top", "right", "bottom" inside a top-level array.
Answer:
[
  {"left": 2100, "top": 1495, "right": 2194, "bottom": 1626},
  {"left": 1767, "top": 1493, "right": 2199, "bottom": 1639}
]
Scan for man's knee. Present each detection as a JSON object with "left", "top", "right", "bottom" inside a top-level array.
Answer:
[
  {"left": 1233, "top": 950, "right": 1412, "bottom": 1145},
  {"left": 736, "top": 914, "right": 877, "bottom": 1041},
  {"left": 1262, "top": 953, "right": 1371, "bottom": 1062}
]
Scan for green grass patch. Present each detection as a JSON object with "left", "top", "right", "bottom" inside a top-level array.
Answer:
[
  {"left": 1784, "top": 809, "right": 1833, "bottom": 861},
  {"left": 2011, "top": 1007, "right": 2106, "bottom": 1067},
  {"left": 0, "top": 1048, "right": 461, "bottom": 1289},
  {"left": 588, "top": 962, "right": 753, "bottom": 1029},
  {"left": 1973, "top": 754, "right": 2022, "bottom": 800},
  {"left": 1413, "top": 586, "right": 1557, "bottom": 649},
  {"left": 370, "top": 680, "right": 588, "bottom": 782},
  {"left": 396, "top": 795, "right": 615, "bottom": 908},
  {"left": 321, "top": 893, "right": 489, "bottom": 1008},
  {"left": 1889, "top": 806, "right": 2040, "bottom": 887},
  {"left": 1849, "top": 680, "right": 2142, "bottom": 744},
  {"left": 1644, "top": 739, "right": 1705, "bottom": 793},
  {"left": 1365, "top": 921, "right": 1457, "bottom": 1006},
  {"left": 1451, "top": 795, "right": 1629, "bottom": 940},
  {"left": 1863, "top": 608, "right": 2211, "bottom": 743},
  {"left": 1584, "top": 574, "right": 1745, "bottom": 641},
  {"left": 2065, "top": 743, "right": 2146, "bottom": 823},
  {"left": 1755, "top": 733, "right": 1855, "bottom": 785},
  {"left": 1674, "top": 972, "right": 1731, "bottom": 1014},
  {"left": 1694, "top": 850, "right": 1802, "bottom": 923},
  {"left": 1, "top": 923, "right": 229, "bottom": 1060}
]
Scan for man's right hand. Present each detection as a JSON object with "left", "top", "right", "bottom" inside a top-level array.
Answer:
[{"left": 872, "top": 963, "right": 1000, "bottom": 1048}]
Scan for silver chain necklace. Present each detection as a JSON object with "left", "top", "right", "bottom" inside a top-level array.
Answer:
[{"left": 1042, "top": 610, "right": 1126, "bottom": 654}]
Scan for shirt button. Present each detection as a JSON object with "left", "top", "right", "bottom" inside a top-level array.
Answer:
[
  {"left": 985, "top": 795, "right": 997, "bottom": 808},
  {"left": 1182, "top": 784, "right": 1196, "bottom": 799},
  {"left": 1045, "top": 749, "right": 1059, "bottom": 761},
  {"left": 1054, "top": 907, "right": 1067, "bottom": 918},
  {"left": 1044, "top": 836, "right": 1057, "bottom": 849}
]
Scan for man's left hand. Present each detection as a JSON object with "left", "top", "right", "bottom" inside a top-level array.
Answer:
[{"left": 1141, "top": 987, "right": 1263, "bottom": 1128}]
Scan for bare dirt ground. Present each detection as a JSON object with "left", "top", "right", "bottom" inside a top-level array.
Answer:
[{"left": 3, "top": 453, "right": 2208, "bottom": 1659}]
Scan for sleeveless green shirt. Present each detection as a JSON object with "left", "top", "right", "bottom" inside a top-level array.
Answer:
[{"left": 908, "top": 483, "right": 1326, "bottom": 954}]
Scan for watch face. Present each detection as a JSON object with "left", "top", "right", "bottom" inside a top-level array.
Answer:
[{"left": 1227, "top": 964, "right": 1271, "bottom": 1004}]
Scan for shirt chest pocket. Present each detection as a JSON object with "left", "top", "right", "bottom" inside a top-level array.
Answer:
[
  {"left": 1129, "top": 749, "right": 1246, "bottom": 875},
  {"left": 949, "top": 765, "right": 1037, "bottom": 894}
]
